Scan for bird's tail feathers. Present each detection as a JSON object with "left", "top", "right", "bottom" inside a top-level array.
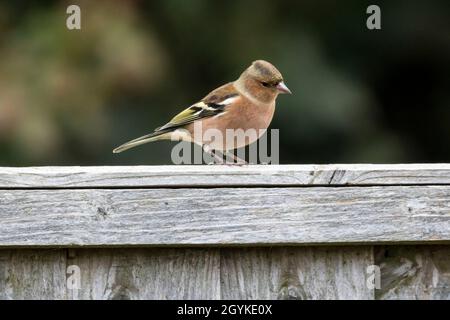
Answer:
[{"left": 113, "top": 131, "right": 170, "bottom": 154}]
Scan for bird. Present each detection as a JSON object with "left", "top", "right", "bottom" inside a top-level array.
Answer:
[{"left": 113, "top": 60, "right": 291, "bottom": 164}]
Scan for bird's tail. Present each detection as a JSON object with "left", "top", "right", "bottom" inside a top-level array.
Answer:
[{"left": 113, "top": 131, "right": 170, "bottom": 154}]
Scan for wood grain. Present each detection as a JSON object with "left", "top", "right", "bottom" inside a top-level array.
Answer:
[
  {"left": 1, "top": 247, "right": 449, "bottom": 299},
  {"left": 220, "top": 247, "right": 374, "bottom": 300},
  {"left": 65, "top": 247, "right": 373, "bottom": 300},
  {"left": 375, "top": 246, "right": 450, "bottom": 299},
  {"left": 0, "top": 249, "right": 66, "bottom": 299},
  {"left": 66, "top": 248, "right": 220, "bottom": 300},
  {"left": 1, "top": 164, "right": 450, "bottom": 188},
  {"left": 0, "top": 186, "right": 449, "bottom": 246}
]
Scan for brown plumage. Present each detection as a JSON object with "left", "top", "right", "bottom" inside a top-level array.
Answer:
[{"left": 113, "top": 60, "right": 291, "bottom": 163}]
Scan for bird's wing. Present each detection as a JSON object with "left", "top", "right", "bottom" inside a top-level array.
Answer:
[
  {"left": 155, "top": 83, "right": 240, "bottom": 132},
  {"left": 113, "top": 83, "right": 240, "bottom": 154}
]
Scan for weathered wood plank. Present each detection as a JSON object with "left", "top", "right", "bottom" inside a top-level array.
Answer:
[
  {"left": 0, "top": 249, "right": 67, "bottom": 299},
  {"left": 66, "top": 249, "right": 220, "bottom": 300},
  {"left": 0, "top": 164, "right": 449, "bottom": 188},
  {"left": 220, "top": 247, "right": 374, "bottom": 300},
  {"left": 375, "top": 246, "right": 450, "bottom": 300},
  {"left": 0, "top": 165, "right": 447, "bottom": 299},
  {"left": 1, "top": 186, "right": 449, "bottom": 246}
]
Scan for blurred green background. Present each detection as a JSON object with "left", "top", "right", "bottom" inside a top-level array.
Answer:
[{"left": 0, "top": 0, "right": 449, "bottom": 165}]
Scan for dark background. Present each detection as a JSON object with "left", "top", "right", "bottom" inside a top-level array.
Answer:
[{"left": 0, "top": 0, "right": 449, "bottom": 166}]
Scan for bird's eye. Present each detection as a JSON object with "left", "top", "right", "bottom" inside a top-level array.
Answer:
[{"left": 261, "top": 82, "right": 271, "bottom": 88}]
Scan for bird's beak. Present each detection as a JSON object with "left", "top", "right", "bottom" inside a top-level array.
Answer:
[{"left": 276, "top": 81, "right": 292, "bottom": 94}]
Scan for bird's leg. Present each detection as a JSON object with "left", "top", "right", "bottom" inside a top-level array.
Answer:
[
  {"left": 202, "top": 144, "right": 224, "bottom": 164},
  {"left": 224, "top": 150, "right": 248, "bottom": 166}
]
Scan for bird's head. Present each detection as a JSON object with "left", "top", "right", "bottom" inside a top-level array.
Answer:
[{"left": 237, "top": 60, "right": 291, "bottom": 103}]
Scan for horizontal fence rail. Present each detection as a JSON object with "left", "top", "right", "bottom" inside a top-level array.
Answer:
[
  {"left": 1, "top": 163, "right": 450, "bottom": 188},
  {"left": 0, "top": 164, "right": 449, "bottom": 247}
]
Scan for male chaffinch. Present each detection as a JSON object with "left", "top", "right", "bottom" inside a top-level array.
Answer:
[{"left": 113, "top": 60, "right": 291, "bottom": 164}]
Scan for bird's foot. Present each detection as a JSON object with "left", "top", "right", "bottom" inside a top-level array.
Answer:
[
  {"left": 224, "top": 151, "right": 248, "bottom": 166},
  {"left": 225, "top": 162, "right": 248, "bottom": 167}
]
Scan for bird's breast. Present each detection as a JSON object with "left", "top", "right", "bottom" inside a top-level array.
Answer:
[{"left": 193, "top": 100, "right": 276, "bottom": 151}]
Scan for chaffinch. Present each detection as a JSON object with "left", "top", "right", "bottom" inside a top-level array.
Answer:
[{"left": 113, "top": 60, "right": 291, "bottom": 164}]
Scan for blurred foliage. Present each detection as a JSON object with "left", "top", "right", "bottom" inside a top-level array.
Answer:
[{"left": 0, "top": 0, "right": 449, "bottom": 165}]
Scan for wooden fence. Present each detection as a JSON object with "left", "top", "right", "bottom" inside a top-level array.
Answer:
[{"left": 0, "top": 164, "right": 449, "bottom": 299}]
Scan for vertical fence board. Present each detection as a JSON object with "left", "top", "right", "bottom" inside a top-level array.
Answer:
[
  {"left": 220, "top": 247, "right": 374, "bottom": 300},
  {"left": 0, "top": 249, "right": 67, "bottom": 300},
  {"left": 376, "top": 246, "right": 450, "bottom": 300},
  {"left": 66, "top": 248, "right": 221, "bottom": 300}
]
